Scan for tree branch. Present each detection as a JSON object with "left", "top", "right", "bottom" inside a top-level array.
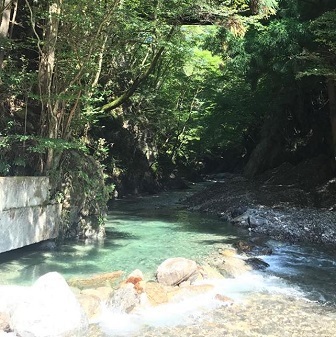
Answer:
[{"left": 102, "top": 25, "right": 178, "bottom": 112}]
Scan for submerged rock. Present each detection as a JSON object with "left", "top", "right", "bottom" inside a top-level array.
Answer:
[
  {"left": 245, "top": 257, "right": 270, "bottom": 270},
  {"left": 231, "top": 206, "right": 248, "bottom": 219},
  {"left": 10, "top": 272, "right": 88, "bottom": 337},
  {"left": 248, "top": 215, "right": 268, "bottom": 228},
  {"left": 67, "top": 271, "right": 124, "bottom": 289},
  {"left": 156, "top": 257, "right": 200, "bottom": 286},
  {"left": 234, "top": 239, "right": 273, "bottom": 256}
]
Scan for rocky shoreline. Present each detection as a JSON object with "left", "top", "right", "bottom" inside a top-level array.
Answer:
[
  {"left": 184, "top": 167, "right": 336, "bottom": 247},
  {"left": 0, "top": 251, "right": 267, "bottom": 337}
]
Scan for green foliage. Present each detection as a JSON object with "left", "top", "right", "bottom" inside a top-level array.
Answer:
[
  {"left": 0, "top": 133, "right": 87, "bottom": 176},
  {"left": 298, "top": 9, "right": 336, "bottom": 79},
  {"left": 2, "top": 0, "right": 335, "bottom": 202},
  {"left": 189, "top": 0, "right": 335, "bottom": 173}
]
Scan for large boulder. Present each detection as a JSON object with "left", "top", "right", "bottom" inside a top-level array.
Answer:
[
  {"left": 156, "top": 257, "right": 200, "bottom": 286},
  {"left": 10, "top": 272, "right": 88, "bottom": 337}
]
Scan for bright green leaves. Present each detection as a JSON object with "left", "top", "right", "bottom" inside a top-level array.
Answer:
[
  {"left": 182, "top": 26, "right": 222, "bottom": 78},
  {"left": 184, "top": 48, "right": 222, "bottom": 76}
]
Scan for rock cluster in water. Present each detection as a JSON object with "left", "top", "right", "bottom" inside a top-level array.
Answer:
[{"left": 0, "top": 247, "right": 261, "bottom": 337}]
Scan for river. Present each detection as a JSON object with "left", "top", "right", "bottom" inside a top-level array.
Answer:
[{"left": 1, "top": 186, "right": 336, "bottom": 336}]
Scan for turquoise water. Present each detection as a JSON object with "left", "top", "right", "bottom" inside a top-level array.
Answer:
[
  {"left": 1, "top": 187, "right": 336, "bottom": 307},
  {"left": 2, "top": 187, "right": 336, "bottom": 336},
  {"left": 0, "top": 189, "right": 246, "bottom": 285}
]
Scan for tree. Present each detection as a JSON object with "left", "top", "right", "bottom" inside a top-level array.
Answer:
[
  {"left": 300, "top": 9, "right": 336, "bottom": 157},
  {"left": 0, "top": 0, "right": 288, "bottom": 235}
]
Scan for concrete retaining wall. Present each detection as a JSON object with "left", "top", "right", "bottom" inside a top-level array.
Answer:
[{"left": 0, "top": 177, "right": 61, "bottom": 253}]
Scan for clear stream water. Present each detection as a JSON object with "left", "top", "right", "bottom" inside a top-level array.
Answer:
[
  {"left": 1, "top": 186, "right": 336, "bottom": 336},
  {"left": 0, "top": 188, "right": 249, "bottom": 284}
]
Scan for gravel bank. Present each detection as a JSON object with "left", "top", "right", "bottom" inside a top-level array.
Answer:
[{"left": 184, "top": 167, "right": 336, "bottom": 246}]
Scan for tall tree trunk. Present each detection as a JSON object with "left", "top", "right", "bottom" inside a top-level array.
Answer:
[
  {"left": 0, "top": 0, "right": 11, "bottom": 69},
  {"left": 327, "top": 77, "right": 336, "bottom": 159},
  {"left": 9, "top": 0, "right": 18, "bottom": 39},
  {"left": 38, "top": 0, "right": 62, "bottom": 172}
]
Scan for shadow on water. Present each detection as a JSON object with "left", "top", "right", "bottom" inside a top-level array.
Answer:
[
  {"left": 108, "top": 203, "right": 247, "bottom": 238},
  {"left": 0, "top": 225, "right": 142, "bottom": 284}
]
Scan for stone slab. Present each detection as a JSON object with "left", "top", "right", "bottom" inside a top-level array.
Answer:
[
  {"left": 0, "top": 204, "right": 61, "bottom": 253},
  {"left": 0, "top": 177, "right": 50, "bottom": 211}
]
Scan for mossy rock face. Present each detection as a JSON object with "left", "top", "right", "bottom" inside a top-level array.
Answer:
[{"left": 53, "top": 150, "right": 109, "bottom": 239}]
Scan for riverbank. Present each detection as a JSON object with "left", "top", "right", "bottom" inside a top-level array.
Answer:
[{"left": 184, "top": 158, "right": 336, "bottom": 247}]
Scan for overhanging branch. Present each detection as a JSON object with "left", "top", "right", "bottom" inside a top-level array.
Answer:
[{"left": 102, "top": 25, "right": 177, "bottom": 112}]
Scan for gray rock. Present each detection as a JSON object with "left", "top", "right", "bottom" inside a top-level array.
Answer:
[
  {"left": 156, "top": 257, "right": 200, "bottom": 286},
  {"left": 107, "top": 283, "right": 140, "bottom": 313},
  {"left": 248, "top": 215, "right": 268, "bottom": 228},
  {"left": 245, "top": 257, "right": 270, "bottom": 270},
  {"left": 0, "top": 286, "right": 29, "bottom": 314},
  {"left": 231, "top": 206, "right": 248, "bottom": 219}
]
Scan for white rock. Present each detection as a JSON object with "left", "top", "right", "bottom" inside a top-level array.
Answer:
[
  {"left": 10, "top": 272, "right": 88, "bottom": 337},
  {"left": 0, "top": 286, "right": 30, "bottom": 314}
]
